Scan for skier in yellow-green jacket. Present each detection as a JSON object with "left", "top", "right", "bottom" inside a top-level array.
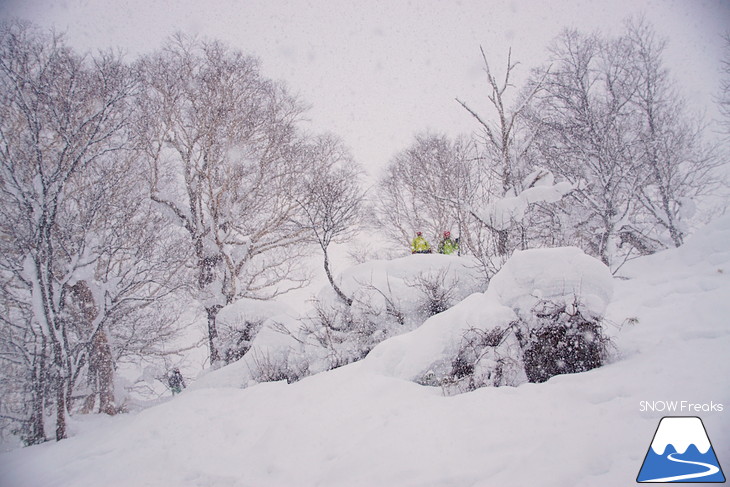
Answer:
[
  {"left": 438, "top": 231, "right": 459, "bottom": 255},
  {"left": 411, "top": 232, "right": 432, "bottom": 254}
]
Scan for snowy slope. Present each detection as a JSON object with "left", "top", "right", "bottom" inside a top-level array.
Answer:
[
  {"left": 2, "top": 218, "right": 729, "bottom": 487},
  {"left": 363, "top": 246, "right": 614, "bottom": 384},
  {"left": 192, "top": 253, "right": 481, "bottom": 390}
]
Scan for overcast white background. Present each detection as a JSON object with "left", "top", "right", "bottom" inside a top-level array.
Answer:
[{"left": 2, "top": 0, "right": 728, "bottom": 179}]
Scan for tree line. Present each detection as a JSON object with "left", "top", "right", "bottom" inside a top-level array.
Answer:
[
  {"left": 0, "top": 21, "right": 365, "bottom": 444},
  {"left": 0, "top": 17, "right": 727, "bottom": 446},
  {"left": 376, "top": 18, "right": 727, "bottom": 276}
]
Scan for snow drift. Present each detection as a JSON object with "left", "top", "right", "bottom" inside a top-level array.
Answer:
[
  {"left": 192, "top": 253, "right": 481, "bottom": 390},
  {"left": 2, "top": 217, "right": 729, "bottom": 487},
  {"left": 365, "top": 246, "right": 614, "bottom": 388}
]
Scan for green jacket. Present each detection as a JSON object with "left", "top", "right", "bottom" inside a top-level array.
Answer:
[
  {"left": 411, "top": 235, "right": 431, "bottom": 254},
  {"left": 438, "top": 237, "right": 459, "bottom": 255}
]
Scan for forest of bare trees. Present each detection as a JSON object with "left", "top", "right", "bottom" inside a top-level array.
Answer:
[
  {"left": 377, "top": 18, "right": 726, "bottom": 274},
  {"left": 0, "top": 22, "right": 365, "bottom": 444},
  {"left": 0, "top": 17, "right": 727, "bottom": 446}
]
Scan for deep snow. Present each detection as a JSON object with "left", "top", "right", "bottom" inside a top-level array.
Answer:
[{"left": 1, "top": 218, "right": 729, "bottom": 487}]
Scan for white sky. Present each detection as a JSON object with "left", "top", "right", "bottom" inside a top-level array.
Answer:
[{"left": 2, "top": 0, "right": 729, "bottom": 180}]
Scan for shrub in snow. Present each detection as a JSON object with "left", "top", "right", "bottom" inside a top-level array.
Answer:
[
  {"left": 247, "top": 349, "right": 309, "bottom": 384},
  {"left": 514, "top": 298, "right": 610, "bottom": 383},
  {"left": 297, "top": 298, "right": 377, "bottom": 369},
  {"left": 220, "top": 319, "right": 265, "bottom": 365},
  {"left": 368, "top": 247, "right": 615, "bottom": 393},
  {"left": 241, "top": 254, "right": 483, "bottom": 384},
  {"left": 441, "top": 326, "right": 525, "bottom": 394},
  {"left": 410, "top": 268, "right": 461, "bottom": 316},
  {"left": 214, "top": 299, "right": 294, "bottom": 366},
  {"left": 454, "top": 247, "right": 614, "bottom": 388},
  {"left": 301, "top": 255, "right": 481, "bottom": 372}
]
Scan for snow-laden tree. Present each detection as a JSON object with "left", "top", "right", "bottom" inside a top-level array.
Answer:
[
  {"left": 523, "top": 28, "right": 653, "bottom": 267},
  {"left": 0, "top": 21, "right": 135, "bottom": 441},
  {"left": 719, "top": 32, "right": 730, "bottom": 138},
  {"left": 57, "top": 153, "right": 189, "bottom": 418},
  {"left": 0, "top": 21, "right": 186, "bottom": 443},
  {"left": 136, "top": 35, "right": 312, "bottom": 366},
  {"left": 293, "top": 134, "right": 366, "bottom": 306},
  {"left": 524, "top": 23, "right": 723, "bottom": 268},
  {"left": 625, "top": 19, "right": 723, "bottom": 249},
  {"left": 374, "top": 133, "right": 484, "bottom": 253},
  {"left": 457, "top": 47, "right": 549, "bottom": 258}
]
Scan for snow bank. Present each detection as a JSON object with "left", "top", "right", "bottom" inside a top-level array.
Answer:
[
  {"left": 191, "top": 300, "right": 297, "bottom": 390},
  {"left": 488, "top": 246, "right": 614, "bottom": 320},
  {"left": 193, "top": 253, "right": 482, "bottom": 389},
  {"left": 363, "top": 246, "right": 613, "bottom": 384},
  {"left": 364, "top": 292, "right": 516, "bottom": 381},
  {"left": 324, "top": 253, "right": 483, "bottom": 321},
  {"left": 2, "top": 218, "right": 729, "bottom": 487}
]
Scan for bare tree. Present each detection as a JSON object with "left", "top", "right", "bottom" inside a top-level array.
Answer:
[
  {"left": 523, "top": 29, "right": 645, "bottom": 267},
  {"left": 0, "top": 21, "right": 186, "bottom": 445},
  {"left": 457, "top": 47, "right": 548, "bottom": 256},
  {"left": 625, "top": 19, "right": 724, "bottom": 248},
  {"left": 136, "top": 34, "right": 312, "bottom": 366},
  {"left": 374, "top": 133, "right": 483, "bottom": 252},
  {"left": 523, "top": 23, "right": 724, "bottom": 268},
  {"left": 59, "top": 154, "right": 189, "bottom": 417},
  {"left": 719, "top": 32, "right": 730, "bottom": 137},
  {"left": 294, "top": 135, "right": 366, "bottom": 306},
  {"left": 0, "top": 21, "right": 137, "bottom": 441}
]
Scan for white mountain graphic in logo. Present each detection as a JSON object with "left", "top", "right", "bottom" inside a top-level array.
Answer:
[{"left": 637, "top": 417, "right": 725, "bottom": 483}]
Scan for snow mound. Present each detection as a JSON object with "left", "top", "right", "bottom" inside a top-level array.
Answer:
[
  {"left": 193, "top": 253, "right": 482, "bottom": 389},
  {"left": 2, "top": 219, "right": 729, "bottom": 487},
  {"left": 488, "top": 246, "right": 614, "bottom": 320},
  {"left": 324, "top": 253, "right": 482, "bottom": 318},
  {"left": 364, "top": 292, "right": 516, "bottom": 381},
  {"left": 364, "top": 246, "right": 613, "bottom": 384},
  {"left": 191, "top": 299, "right": 297, "bottom": 390}
]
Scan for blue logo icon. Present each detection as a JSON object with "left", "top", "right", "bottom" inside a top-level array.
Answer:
[{"left": 637, "top": 417, "right": 725, "bottom": 483}]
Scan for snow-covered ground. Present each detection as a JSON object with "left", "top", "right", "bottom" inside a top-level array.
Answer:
[{"left": 2, "top": 218, "right": 729, "bottom": 487}]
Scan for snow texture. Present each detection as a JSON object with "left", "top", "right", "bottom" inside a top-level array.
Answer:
[
  {"left": 475, "top": 169, "right": 573, "bottom": 230},
  {"left": 192, "top": 253, "right": 481, "bottom": 389},
  {"left": 2, "top": 217, "right": 730, "bottom": 487},
  {"left": 488, "top": 246, "right": 614, "bottom": 320}
]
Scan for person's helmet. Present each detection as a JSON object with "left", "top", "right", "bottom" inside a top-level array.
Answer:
[
  {"left": 443, "top": 231, "right": 451, "bottom": 238},
  {"left": 416, "top": 232, "right": 422, "bottom": 236}
]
